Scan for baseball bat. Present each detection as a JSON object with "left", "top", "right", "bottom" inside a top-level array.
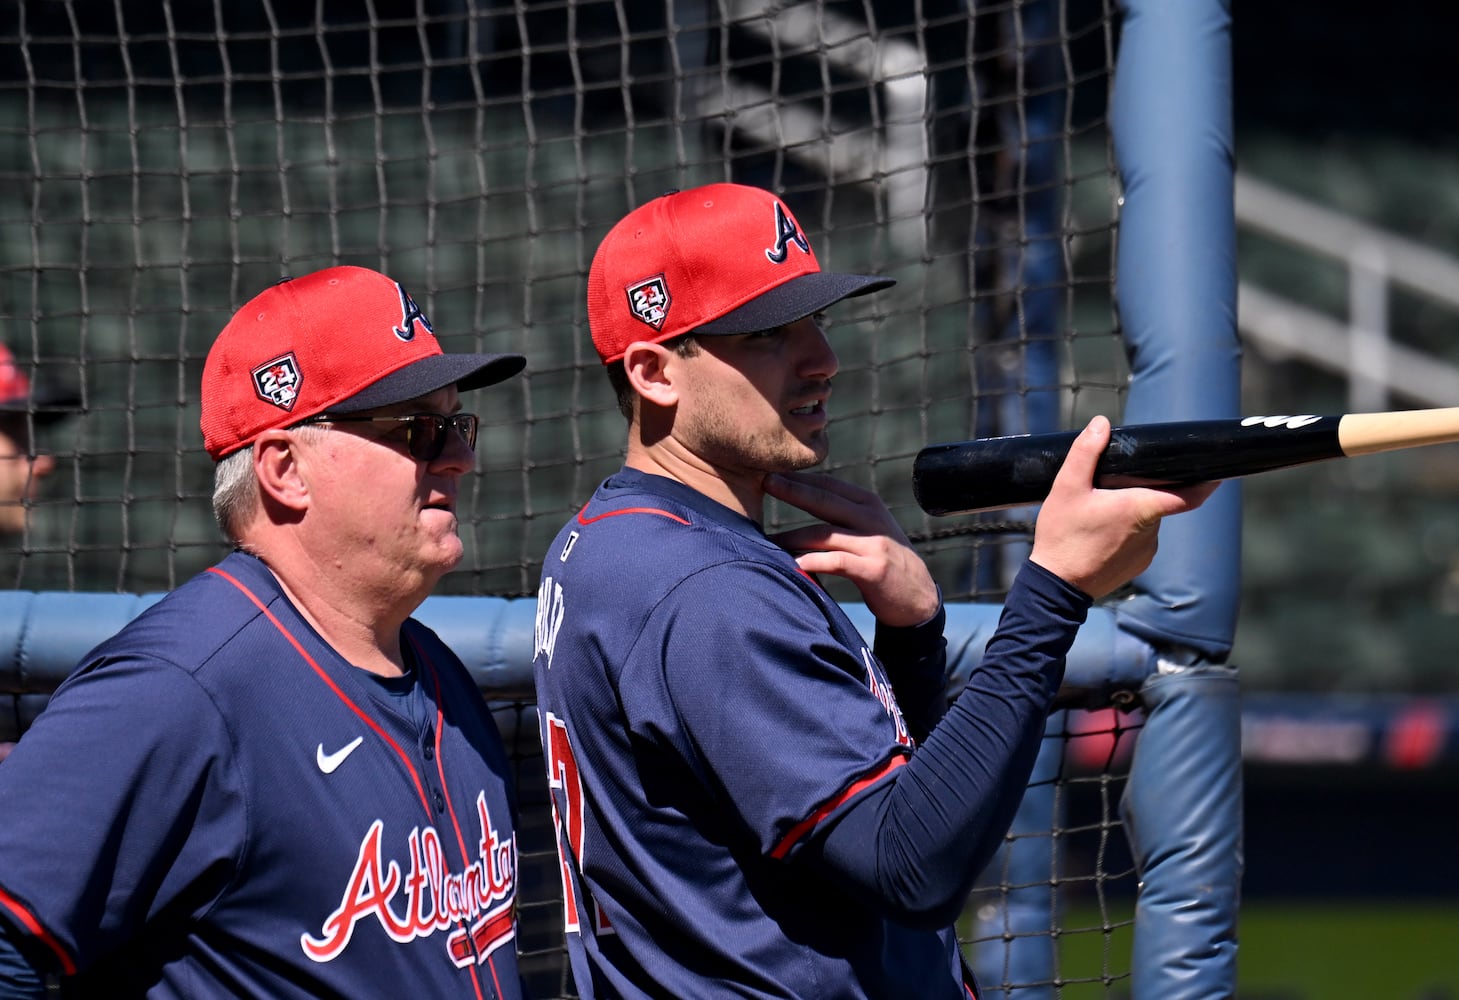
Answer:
[{"left": 913, "top": 408, "right": 1459, "bottom": 516}]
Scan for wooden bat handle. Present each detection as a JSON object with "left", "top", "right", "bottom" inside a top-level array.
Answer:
[{"left": 1337, "top": 406, "right": 1459, "bottom": 456}]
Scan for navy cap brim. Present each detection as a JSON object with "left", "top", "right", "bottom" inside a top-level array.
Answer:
[
  {"left": 694, "top": 271, "right": 894, "bottom": 335},
  {"left": 0, "top": 384, "right": 81, "bottom": 425},
  {"left": 330, "top": 352, "right": 527, "bottom": 413}
]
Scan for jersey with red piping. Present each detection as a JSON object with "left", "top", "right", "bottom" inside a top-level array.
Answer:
[
  {"left": 531, "top": 468, "right": 971, "bottom": 999},
  {"left": 0, "top": 551, "right": 522, "bottom": 998}
]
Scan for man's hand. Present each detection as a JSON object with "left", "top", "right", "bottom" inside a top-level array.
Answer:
[
  {"left": 764, "top": 471, "right": 939, "bottom": 627},
  {"left": 1030, "top": 415, "right": 1217, "bottom": 599}
]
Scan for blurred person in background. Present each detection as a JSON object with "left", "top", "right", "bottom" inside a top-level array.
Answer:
[
  {"left": 0, "top": 341, "right": 75, "bottom": 539},
  {"left": 0, "top": 268, "right": 531, "bottom": 997},
  {"left": 0, "top": 341, "right": 78, "bottom": 764}
]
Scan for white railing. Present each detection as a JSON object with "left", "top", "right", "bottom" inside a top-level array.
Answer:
[{"left": 1234, "top": 173, "right": 1459, "bottom": 412}]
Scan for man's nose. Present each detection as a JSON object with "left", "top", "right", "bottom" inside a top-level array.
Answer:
[{"left": 795, "top": 319, "right": 838, "bottom": 380}]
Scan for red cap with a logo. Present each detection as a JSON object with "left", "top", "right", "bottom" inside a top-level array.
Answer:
[
  {"left": 200, "top": 266, "right": 525, "bottom": 460},
  {"left": 586, "top": 183, "right": 894, "bottom": 364}
]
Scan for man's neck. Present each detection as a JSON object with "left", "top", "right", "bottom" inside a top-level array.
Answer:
[
  {"left": 244, "top": 547, "right": 417, "bottom": 678},
  {"left": 622, "top": 443, "right": 764, "bottom": 524}
]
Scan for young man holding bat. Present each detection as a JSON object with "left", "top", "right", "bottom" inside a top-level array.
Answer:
[
  {"left": 0, "top": 267, "right": 529, "bottom": 997},
  {"left": 531, "top": 183, "right": 1215, "bottom": 998}
]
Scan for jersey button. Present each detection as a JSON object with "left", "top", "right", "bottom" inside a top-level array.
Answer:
[
  {"left": 434, "top": 791, "right": 446, "bottom": 813},
  {"left": 423, "top": 744, "right": 435, "bottom": 761}
]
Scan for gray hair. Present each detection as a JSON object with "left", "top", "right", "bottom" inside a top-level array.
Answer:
[
  {"left": 211, "top": 424, "right": 326, "bottom": 542},
  {"left": 211, "top": 448, "right": 257, "bottom": 543}
]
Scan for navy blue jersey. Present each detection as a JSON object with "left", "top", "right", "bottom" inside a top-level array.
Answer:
[
  {"left": 0, "top": 551, "right": 521, "bottom": 999},
  {"left": 533, "top": 469, "right": 985, "bottom": 999}
]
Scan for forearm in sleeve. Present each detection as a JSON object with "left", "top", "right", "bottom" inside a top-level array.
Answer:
[{"left": 812, "top": 561, "right": 1090, "bottom": 928}]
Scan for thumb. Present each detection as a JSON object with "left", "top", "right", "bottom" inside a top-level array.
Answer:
[{"left": 1050, "top": 415, "right": 1110, "bottom": 495}]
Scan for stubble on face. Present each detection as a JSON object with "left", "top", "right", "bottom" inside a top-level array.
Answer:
[{"left": 680, "top": 383, "right": 829, "bottom": 478}]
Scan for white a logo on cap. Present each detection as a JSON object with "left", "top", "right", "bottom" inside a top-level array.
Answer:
[
  {"left": 765, "top": 202, "right": 810, "bottom": 264},
  {"left": 626, "top": 275, "right": 671, "bottom": 330},
  {"left": 252, "top": 353, "right": 302, "bottom": 410},
  {"left": 393, "top": 283, "right": 434, "bottom": 342}
]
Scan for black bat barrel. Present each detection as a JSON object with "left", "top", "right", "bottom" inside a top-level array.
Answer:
[{"left": 912, "top": 416, "right": 1346, "bottom": 516}]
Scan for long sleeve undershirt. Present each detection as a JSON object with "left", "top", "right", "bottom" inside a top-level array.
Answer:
[{"left": 811, "top": 561, "right": 1090, "bottom": 928}]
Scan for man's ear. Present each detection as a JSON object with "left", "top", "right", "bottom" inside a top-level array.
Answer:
[
  {"left": 253, "top": 430, "right": 311, "bottom": 514},
  {"left": 622, "top": 342, "right": 680, "bottom": 409}
]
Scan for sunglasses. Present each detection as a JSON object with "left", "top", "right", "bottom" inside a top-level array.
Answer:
[{"left": 295, "top": 412, "right": 479, "bottom": 462}]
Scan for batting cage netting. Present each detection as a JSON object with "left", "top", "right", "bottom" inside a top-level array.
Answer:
[{"left": 1, "top": 2, "right": 1243, "bottom": 997}]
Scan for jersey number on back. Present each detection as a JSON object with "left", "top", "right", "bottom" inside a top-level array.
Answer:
[{"left": 543, "top": 712, "right": 609, "bottom": 935}]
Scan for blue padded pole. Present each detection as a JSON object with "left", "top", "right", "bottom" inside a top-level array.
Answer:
[
  {"left": 1111, "top": 0, "right": 1242, "bottom": 658},
  {"left": 1111, "top": 1, "right": 1243, "bottom": 997},
  {"left": 1122, "top": 666, "right": 1242, "bottom": 999}
]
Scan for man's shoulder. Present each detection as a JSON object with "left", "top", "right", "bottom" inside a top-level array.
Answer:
[
  {"left": 553, "top": 511, "right": 788, "bottom": 606},
  {"left": 81, "top": 555, "right": 284, "bottom": 677},
  {"left": 558, "top": 471, "right": 780, "bottom": 567}
]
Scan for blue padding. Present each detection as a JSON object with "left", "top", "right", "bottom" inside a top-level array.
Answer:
[
  {"left": 835, "top": 601, "right": 1148, "bottom": 710},
  {"left": 4, "top": 593, "right": 1154, "bottom": 707},
  {"left": 0, "top": 591, "right": 543, "bottom": 698},
  {"left": 1109, "top": 1, "right": 1243, "bottom": 995},
  {"left": 0, "top": 591, "right": 165, "bottom": 694},
  {"left": 1121, "top": 666, "right": 1243, "bottom": 999},
  {"left": 1111, "top": 0, "right": 1241, "bottom": 659},
  {"left": 411, "top": 595, "right": 539, "bottom": 700}
]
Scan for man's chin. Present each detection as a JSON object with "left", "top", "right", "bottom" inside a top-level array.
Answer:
[
  {"left": 793, "top": 438, "right": 829, "bottom": 470},
  {"left": 422, "top": 537, "right": 465, "bottom": 579}
]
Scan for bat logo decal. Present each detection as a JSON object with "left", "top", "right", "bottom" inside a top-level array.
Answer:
[{"left": 1241, "top": 415, "right": 1322, "bottom": 429}]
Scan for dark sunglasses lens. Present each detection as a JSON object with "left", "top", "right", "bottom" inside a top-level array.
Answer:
[
  {"left": 406, "top": 416, "right": 447, "bottom": 462},
  {"left": 455, "top": 414, "right": 478, "bottom": 451},
  {"left": 406, "top": 414, "right": 477, "bottom": 461}
]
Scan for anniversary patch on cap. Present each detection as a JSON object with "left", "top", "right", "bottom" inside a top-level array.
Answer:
[
  {"left": 251, "top": 353, "right": 303, "bottom": 410},
  {"left": 625, "top": 275, "right": 671, "bottom": 331}
]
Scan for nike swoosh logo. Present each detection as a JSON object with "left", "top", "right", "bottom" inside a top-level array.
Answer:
[{"left": 316, "top": 736, "right": 365, "bottom": 774}]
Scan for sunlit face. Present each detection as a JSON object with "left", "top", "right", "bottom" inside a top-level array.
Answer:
[
  {"left": 672, "top": 315, "right": 839, "bottom": 484},
  {"left": 290, "top": 386, "right": 474, "bottom": 597},
  {"left": 0, "top": 421, "right": 56, "bottom": 535}
]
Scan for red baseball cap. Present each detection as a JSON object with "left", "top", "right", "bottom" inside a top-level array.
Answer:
[
  {"left": 586, "top": 183, "right": 894, "bottom": 364},
  {"left": 200, "top": 266, "right": 525, "bottom": 460}
]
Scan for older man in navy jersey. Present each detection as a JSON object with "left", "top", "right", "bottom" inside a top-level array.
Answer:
[{"left": 0, "top": 268, "right": 529, "bottom": 998}]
